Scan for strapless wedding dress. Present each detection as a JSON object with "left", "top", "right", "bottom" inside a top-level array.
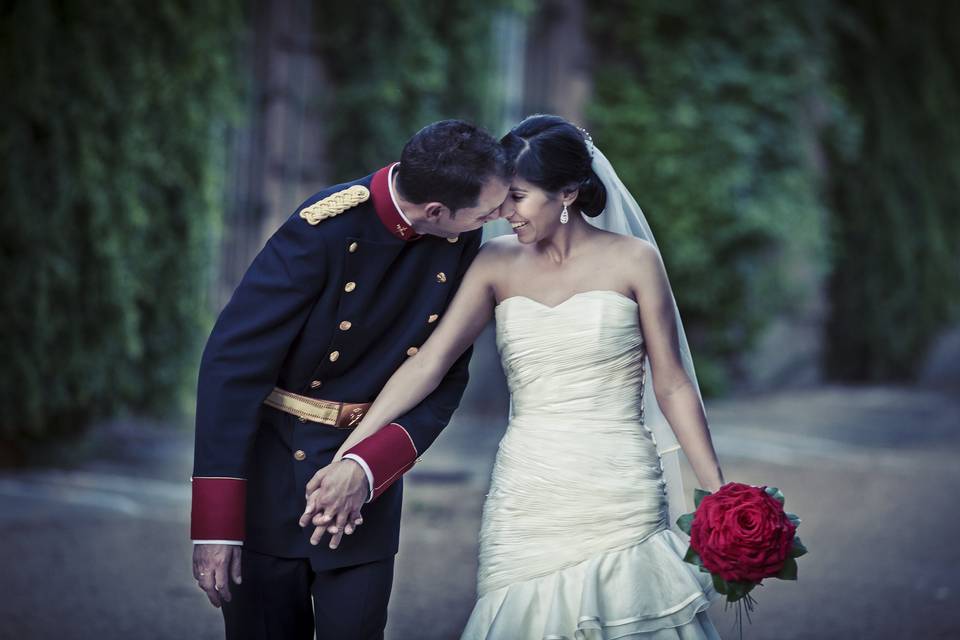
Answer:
[{"left": 461, "top": 290, "right": 722, "bottom": 640}]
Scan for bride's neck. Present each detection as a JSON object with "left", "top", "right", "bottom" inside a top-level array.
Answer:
[{"left": 537, "top": 213, "right": 592, "bottom": 263}]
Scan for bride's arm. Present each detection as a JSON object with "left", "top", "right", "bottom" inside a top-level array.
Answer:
[
  {"left": 630, "top": 239, "right": 725, "bottom": 492},
  {"left": 332, "top": 243, "right": 502, "bottom": 460}
]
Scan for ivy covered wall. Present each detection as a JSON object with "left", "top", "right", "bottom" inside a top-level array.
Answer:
[{"left": 0, "top": 1, "right": 242, "bottom": 443}]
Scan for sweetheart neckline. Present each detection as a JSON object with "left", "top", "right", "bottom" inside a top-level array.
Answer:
[{"left": 495, "top": 289, "right": 638, "bottom": 311}]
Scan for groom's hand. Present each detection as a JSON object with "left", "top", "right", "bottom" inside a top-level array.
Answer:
[
  {"left": 299, "top": 460, "right": 367, "bottom": 549},
  {"left": 193, "top": 544, "right": 242, "bottom": 608}
]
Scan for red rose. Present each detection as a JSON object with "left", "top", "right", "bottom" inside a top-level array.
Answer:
[{"left": 689, "top": 482, "right": 797, "bottom": 583}]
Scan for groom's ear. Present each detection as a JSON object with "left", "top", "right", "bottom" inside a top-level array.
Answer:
[{"left": 423, "top": 201, "right": 453, "bottom": 220}]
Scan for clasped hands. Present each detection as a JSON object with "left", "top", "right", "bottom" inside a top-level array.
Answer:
[{"left": 298, "top": 458, "right": 368, "bottom": 550}]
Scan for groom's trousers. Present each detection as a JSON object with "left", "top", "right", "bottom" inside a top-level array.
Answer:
[{"left": 221, "top": 547, "right": 395, "bottom": 640}]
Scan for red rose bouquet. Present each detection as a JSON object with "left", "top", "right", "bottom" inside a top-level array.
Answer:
[{"left": 677, "top": 482, "right": 807, "bottom": 638}]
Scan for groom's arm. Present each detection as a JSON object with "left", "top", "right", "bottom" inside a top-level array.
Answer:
[
  {"left": 342, "top": 230, "right": 482, "bottom": 501},
  {"left": 192, "top": 199, "right": 331, "bottom": 544}
]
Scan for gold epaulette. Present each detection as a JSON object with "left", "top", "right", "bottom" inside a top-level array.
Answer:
[{"left": 299, "top": 185, "right": 370, "bottom": 226}]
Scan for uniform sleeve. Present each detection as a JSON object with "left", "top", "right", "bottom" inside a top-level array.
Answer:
[
  {"left": 343, "top": 231, "right": 482, "bottom": 501},
  {"left": 191, "top": 209, "right": 328, "bottom": 542}
]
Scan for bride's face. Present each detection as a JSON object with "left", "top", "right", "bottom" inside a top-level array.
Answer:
[{"left": 502, "top": 177, "right": 573, "bottom": 243}]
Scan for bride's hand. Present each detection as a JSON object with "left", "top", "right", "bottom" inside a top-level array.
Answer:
[{"left": 299, "top": 460, "right": 366, "bottom": 549}]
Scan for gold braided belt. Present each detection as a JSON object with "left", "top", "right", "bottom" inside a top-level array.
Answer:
[{"left": 264, "top": 387, "right": 370, "bottom": 429}]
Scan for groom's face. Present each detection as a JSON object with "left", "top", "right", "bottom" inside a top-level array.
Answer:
[{"left": 419, "top": 176, "right": 510, "bottom": 238}]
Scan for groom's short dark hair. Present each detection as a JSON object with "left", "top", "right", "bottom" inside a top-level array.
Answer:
[{"left": 396, "top": 120, "right": 512, "bottom": 213}]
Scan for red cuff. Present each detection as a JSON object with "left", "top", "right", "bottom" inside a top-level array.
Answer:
[
  {"left": 190, "top": 477, "right": 246, "bottom": 541},
  {"left": 344, "top": 423, "right": 418, "bottom": 501}
]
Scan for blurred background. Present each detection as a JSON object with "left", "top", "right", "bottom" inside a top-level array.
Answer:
[{"left": 1, "top": 0, "right": 958, "bottom": 638}]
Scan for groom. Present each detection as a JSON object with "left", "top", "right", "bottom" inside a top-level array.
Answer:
[{"left": 191, "top": 120, "right": 511, "bottom": 639}]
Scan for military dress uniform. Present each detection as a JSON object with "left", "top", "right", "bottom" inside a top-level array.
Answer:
[{"left": 191, "top": 163, "right": 481, "bottom": 638}]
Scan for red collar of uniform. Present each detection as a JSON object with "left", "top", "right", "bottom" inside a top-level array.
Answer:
[{"left": 371, "top": 163, "right": 421, "bottom": 241}]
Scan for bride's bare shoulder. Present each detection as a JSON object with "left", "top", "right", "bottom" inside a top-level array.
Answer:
[
  {"left": 602, "top": 235, "right": 669, "bottom": 294},
  {"left": 603, "top": 233, "right": 660, "bottom": 264},
  {"left": 476, "top": 234, "right": 525, "bottom": 263},
  {"left": 461, "top": 235, "right": 523, "bottom": 286}
]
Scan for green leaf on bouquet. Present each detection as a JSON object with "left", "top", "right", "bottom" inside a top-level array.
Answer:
[
  {"left": 764, "top": 486, "right": 786, "bottom": 505},
  {"left": 777, "top": 556, "right": 798, "bottom": 580},
  {"left": 725, "top": 580, "right": 756, "bottom": 603},
  {"left": 789, "top": 536, "right": 808, "bottom": 558},
  {"left": 693, "top": 488, "right": 712, "bottom": 508},
  {"left": 786, "top": 512, "right": 802, "bottom": 526},
  {"left": 683, "top": 545, "right": 703, "bottom": 568},
  {"left": 712, "top": 573, "right": 728, "bottom": 595},
  {"left": 677, "top": 513, "right": 694, "bottom": 534}
]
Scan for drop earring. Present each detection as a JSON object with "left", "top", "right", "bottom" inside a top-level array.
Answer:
[{"left": 560, "top": 204, "right": 570, "bottom": 225}]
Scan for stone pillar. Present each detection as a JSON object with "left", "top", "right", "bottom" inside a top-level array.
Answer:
[
  {"left": 216, "top": 0, "right": 330, "bottom": 309},
  {"left": 521, "top": 0, "right": 591, "bottom": 124}
]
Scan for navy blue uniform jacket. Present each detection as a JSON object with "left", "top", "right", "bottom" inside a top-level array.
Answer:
[{"left": 191, "top": 164, "right": 481, "bottom": 570}]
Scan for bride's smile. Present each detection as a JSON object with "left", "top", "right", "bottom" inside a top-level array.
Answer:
[{"left": 502, "top": 176, "right": 582, "bottom": 247}]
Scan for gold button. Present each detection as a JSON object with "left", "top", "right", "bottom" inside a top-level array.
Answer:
[
  {"left": 329, "top": 351, "right": 340, "bottom": 362},
  {"left": 310, "top": 380, "right": 322, "bottom": 389},
  {"left": 447, "top": 236, "right": 459, "bottom": 243},
  {"left": 406, "top": 347, "right": 419, "bottom": 356},
  {"left": 427, "top": 314, "right": 439, "bottom": 324},
  {"left": 436, "top": 272, "right": 447, "bottom": 283},
  {"left": 344, "top": 281, "right": 356, "bottom": 292},
  {"left": 348, "top": 242, "right": 358, "bottom": 253},
  {"left": 294, "top": 449, "right": 306, "bottom": 461}
]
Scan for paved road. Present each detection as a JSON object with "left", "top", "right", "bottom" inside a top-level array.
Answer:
[{"left": 1, "top": 384, "right": 958, "bottom": 639}]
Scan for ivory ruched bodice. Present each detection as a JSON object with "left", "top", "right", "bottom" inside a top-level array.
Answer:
[{"left": 499, "top": 290, "right": 647, "bottom": 424}]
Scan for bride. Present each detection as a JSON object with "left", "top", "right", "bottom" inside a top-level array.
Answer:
[{"left": 332, "top": 114, "right": 726, "bottom": 639}]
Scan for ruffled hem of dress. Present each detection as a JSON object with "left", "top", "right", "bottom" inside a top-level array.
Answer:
[{"left": 461, "top": 528, "right": 724, "bottom": 640}]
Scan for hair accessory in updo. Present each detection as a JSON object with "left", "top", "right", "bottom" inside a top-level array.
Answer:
[{"left": 576, "top": 126, "right": 595, "bottom": 159}]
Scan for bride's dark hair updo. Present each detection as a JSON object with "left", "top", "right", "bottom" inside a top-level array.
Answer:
[{"left": 500, "top": 114, "right": 607, "bottom": 217}]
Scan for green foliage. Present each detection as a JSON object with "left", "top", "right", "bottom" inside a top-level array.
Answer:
[
  {"left": 777, "top": 556, "right": 799, "bottom": 580},
  {"left": 316, "top": 0, "right": 530, "bottom": 181},
  {"left": 0, "top": 1, "right": 242, "bottom": 442},
  {"left": 677, "top": 513, "right": 694, "bottom": 535},
  {"left": 790, "top": 535, "right": 807, "bottom": 558},
  {"left": 586, "top": 0, "right": 828, "bottom": 393},
  {"left": 694, "top": 487, "right": 713, "bottom": 508},
  {"left": 823, "top": 0, "right": 960, "bottom": 380}
]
